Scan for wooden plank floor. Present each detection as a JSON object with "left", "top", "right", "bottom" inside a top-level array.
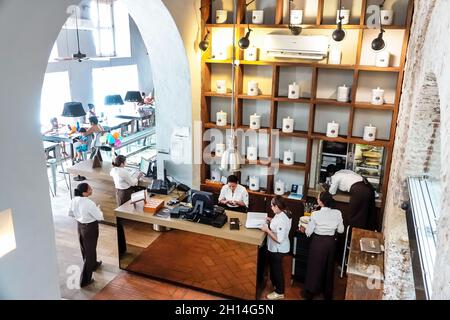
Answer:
[{"left": 51, "top": 164, "right": 346, "bottom": 300}]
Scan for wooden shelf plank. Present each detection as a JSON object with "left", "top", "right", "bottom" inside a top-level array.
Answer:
[
  {"left": 204, "top": 122, "right": 231, "bottom": 130},
  {"left": 315, "top": 99, "right": 353, "bottom": 107},
  {"left": 274, "top": 97, "right": 312, "bottom": 103},
  {"left": 243, "top": 158, "right": 271, "bottom": 166},
  {"left": 354, "top": 102, "right": 395, "bottom": 110},
  {"left": 203, "top": 91, "right": 232, "bottom": 98},
  {"left": 238, "top": 125, "right": 271, "bottom": 132},
  {"left": 349, "top": 137, "right": 390, "bottom": 147},
  {"left": 237, "top": 94, "right": 272, "bottom": 100},
  {"left": 357, "top": 65, "right": 401, "bottom": 72},
  {"left": 311, "top": 133, "right": 350, "bottom": 144},
  {"left": 276, "top": 161, "right": 307, "bottom": 170},
  {"left": 278, "top": 130, "right": 309, "bottom": 139}
]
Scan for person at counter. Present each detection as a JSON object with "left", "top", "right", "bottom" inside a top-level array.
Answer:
[
  {"left": 260, "top": 196, "right": 292, "bottom": 300},
  {"left": 325, "top": 164, "right": 376, "bottom": 230},
  {"left": 110, "top": 155, "right": 143, "bottom": 206},
  {"left": 218, "top": 175, "right": 249, "bottom": 213},
  {"left": 300, "top": 191, "right": 344, "bottom": 300},
  {"left": 69, "top": 183, "right": 104, "bottom": 287}
]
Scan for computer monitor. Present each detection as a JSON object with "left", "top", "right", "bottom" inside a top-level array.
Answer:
[
  {"left": 190, "top": 190, "right": 215, "bottom": 217},
  {"left": 139, "top": 158, "right": 151, "bottom": 177}
]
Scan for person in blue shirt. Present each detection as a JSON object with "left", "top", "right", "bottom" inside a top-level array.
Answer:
[{"left": 75, "top": 128, "right": 89, "bottom": 162}]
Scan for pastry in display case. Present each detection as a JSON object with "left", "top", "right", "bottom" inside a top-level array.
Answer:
[{"left": 350, "top": 144, "right": 385, "bottom": 191}]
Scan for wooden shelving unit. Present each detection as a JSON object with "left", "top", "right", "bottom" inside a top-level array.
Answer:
[{"left": 200, "top": 0, "right": 414, "bottom": 216}]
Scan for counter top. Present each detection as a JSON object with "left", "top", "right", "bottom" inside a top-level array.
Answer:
[
  {"left": 115, "top": 195, "right": 266, "bottom": 246},
  {"left": 67, "top": 159, "right": 151, "bottom": 187}
]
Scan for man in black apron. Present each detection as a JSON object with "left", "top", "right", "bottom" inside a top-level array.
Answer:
[{"left": 325, "top": 165, "right": 376, "bottom": 231}]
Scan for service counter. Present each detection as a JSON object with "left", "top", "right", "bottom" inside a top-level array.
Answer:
[{"left": 115, "top": 195, "right": 267, "bottom": 300}]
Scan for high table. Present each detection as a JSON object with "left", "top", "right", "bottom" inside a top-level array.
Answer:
[
  {"left": 43, "top": 132, "right": 81, "bottom": 165},
  {"left": 115, "top": 198, "right": 267, "bottom": 300}
]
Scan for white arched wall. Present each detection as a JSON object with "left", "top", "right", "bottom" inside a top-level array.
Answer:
[{"left": 0, "top": 0, "right": 195, "bottom": 299}]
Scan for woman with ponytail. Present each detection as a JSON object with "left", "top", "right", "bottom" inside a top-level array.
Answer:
[
  {"left": 69, "top": 183, "right": 104, "bottom": 287},
  {"left": 110, "top": 155, "right": 142, "bottom": 206},
  {"left": 260, "top": 196, "right": 292, "bottom": 300}
]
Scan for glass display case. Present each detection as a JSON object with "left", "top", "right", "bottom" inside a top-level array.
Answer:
[{"left": 347, "top": 144, "right": 385, "bottom": 192}]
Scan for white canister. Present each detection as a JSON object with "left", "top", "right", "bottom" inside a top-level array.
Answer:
[
  {"left": 290, "top": 9, "right": 303, "bottom": 25},
  {"left": 274, "top": 180, "right": 285, "bottom": 196},
  {"left": 329, "top": 48, "right": 342, "bottom": 64},
  {"left": 337, "top": 84, "right": 350, "bottom": 102},
  {"left": 375, "top": 51, "right": 390, "bottom": 67},
  {"left": 381, "top": 9, "right": 394, "bottom": 25},
  {"left": 216, "top": 80, "right": 227, "bottom": 94},
  {"left": 211, "top": 169, "right": 221, "bottom": 182},
  {"left": 249, "top": 176, "right": 260, "bottom": 191},
  {"left": 288, "top": 82, "right": 300, "bottom": 99},
  {"left": 283, "top": 150, "right": 294, "bottom": 165},
  {"left": 371, "top": 87, "right": 385, "bottom": 105},
  {"left": 216, "top": 110, "right": 227, "bottom": 126},
  {"left": 247, "top": 81, "right": 259, "bottom": 96},
  {"left": 247, "top": 146, "right": 258, "bottom": 161},
  {"left": 336, "top": 8, "right": 350, "bottom": 25},
  {"left": 363, "top": 125, "right": 377, "bottom": 142},
  {"left": 215, "top": 143, "right": 225, "bottom": 157},
  {"left": 282, "top": 116, "right": 294, "bottom": 133},
  {"left": 216, "top": 10, "right": 228, "bottom": 24},
  {"left": 326, "top": 121, "right": 339, "bottom": 138},
  {"left": 249, "top": 113, "right": 261, "bottom": 129},
  {"left": 244, "top": 46, "right": 258, "bottom": 61},
  {"left": 252, "top": 10, "right": 264, "bottom": 24}
]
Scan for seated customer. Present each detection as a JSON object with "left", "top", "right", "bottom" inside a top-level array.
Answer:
[
  {"left": 218, "top": 175, "right": 249, "bottom": 213},
  {"left": 300, "top": 191, "right": 344, "bottom": 300},
  {"left": 84, "top": 116, "right": 103, "bottom": 135}
]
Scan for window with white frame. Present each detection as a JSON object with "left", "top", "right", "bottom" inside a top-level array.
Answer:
[
  {"left": 92, "top": 64, "right": 139, "bottom": 114},
  {"left": 90, "top": 0, "right": 116, "bottom": 57},
  {"left": 40, "top": 71, "right": 72, "bottom": 127}
]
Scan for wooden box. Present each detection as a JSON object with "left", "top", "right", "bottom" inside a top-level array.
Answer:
[{"left": 143, "top": 199, "right": 165, "bottom": 214}]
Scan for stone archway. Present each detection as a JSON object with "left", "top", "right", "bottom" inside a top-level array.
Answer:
[{"left": 0, "top": 0, "right": 192, "bottom": 299}]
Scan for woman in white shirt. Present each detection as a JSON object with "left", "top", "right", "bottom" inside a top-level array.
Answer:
[
  {"left": 69, "top": 183, "right": 104, "bottom": 287},
  {"left": 218, "top": 175, "right": 249, "bottom": 213},
  {"left": 260, "top": 196, "right": 292, "bottom": 300},
  {"left": 110, "top": 155, "right": 143, "bottom": 206},
  {"left": 300, "top": 191, "right": 344, "bottom": 300}
]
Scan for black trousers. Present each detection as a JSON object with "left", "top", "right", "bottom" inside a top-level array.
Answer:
[
  {"left": 78, "top": 221, "right": 99, "bottom": 286},
  {"left": 116, "top": 188, "right": 133, "bottom": 255},
  {"left": 349, "top": 181, "right": 376, "bottom": 230},
  {"left": 305, "top": 234, "right": 337, "bottom": 299},
  {"left": 269, "top": 252, "right": 285, "bottom": 294}
]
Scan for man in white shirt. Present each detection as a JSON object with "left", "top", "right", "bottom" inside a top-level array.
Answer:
[
  {"left": 218, "top": 175, "right": 249, "bottom": 213},
  {"left": 326, "top": 165, "right": 376, "bottom": 230}
]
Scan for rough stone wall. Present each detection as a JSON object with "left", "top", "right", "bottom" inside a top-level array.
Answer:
[{"left": 383, "top": 0, "right": 450, "bottom": 299}]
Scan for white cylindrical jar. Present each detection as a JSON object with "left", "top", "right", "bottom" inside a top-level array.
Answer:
[
  {"left": 244, "top": 46, "right": 258, "bottom": 61},
  {"left": 282, "top": 116, "right": 294, "bottom": 133},
  {"left": 363, "top": 124, "right": 377, "bottom": 141},
  {"left": 247, "top": 145, "right": 258, "bottom": 161},
  {"left": 326, "top": 121, "right": 339, "bottom": 138},
  {"left": 252, "top": 10, "right": 264, "bottom": 24},
  {"left": 283, "top": 150, "right": 294, "bottom": 165},
  {"left": 288, "top": 82, "right": 300, "bottom": 99},
  {"left": 216, "top": 110, "right": 227, "bottom": 126},
  {"left": 249, "top": 113, "right": 261, "bottom": 129},
  {"left": 211, "top": 169, "right": 221, "bottom": 182},
  {"left": 337, "top": 84, "right": 350, "bottom": 102},
  {"left": 329, "top": 48, "right": 342, "bottom": 64},
  {"left": 216, "top": 10, "right": 228, "bottom": 23},
  {"left": 247, "top": 81, "right": 259, "bottom": 96},
  {"left": 336, "top": 8, "right": 350, "bottom": 25},
  {"left": 215, "top": 143, "right": 225, "bottom": 157},
  {"left": 216, "top": 80, "right": 227, "bottom": 94},
  {"left": 380, "top": 9, "right": 394, "bottom": 25},
  {"left": 290, "top": 10, "right": 303, "bottom": 25},
  {"left": 274, "top": 180, "right": 285, "bottom": 196},
  {"left": 375, "top": 51, "right": 390, "bottom": 67},
  {"left": 371, "top": 87, "right": 385, "bottom": 105},
  {"left": 249, "top": 175, "right": 260, "bottom": 191}
]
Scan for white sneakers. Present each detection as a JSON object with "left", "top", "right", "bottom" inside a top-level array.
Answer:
[{"left": 266, "top": 291, "right": 285, "bottom": 300}]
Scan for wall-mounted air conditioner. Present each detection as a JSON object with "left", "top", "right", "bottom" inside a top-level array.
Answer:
[{"left": 264, "top": 34, "right": 329, "bottom": 60}]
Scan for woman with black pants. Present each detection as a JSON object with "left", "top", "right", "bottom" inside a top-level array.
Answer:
[
  {"left": 69, "top": 183, "right": 104, "bottom": 287},
  {"left": 301, "top": 191, "right": 344, "bottom": 300},
  {"left": 260, "top": 196, "right": 292, "bottom": 300}
]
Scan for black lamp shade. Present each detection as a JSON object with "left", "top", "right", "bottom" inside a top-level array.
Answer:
[
  {"left": 104, "top": 95, "right": 124, "bottom": 105},
  {"left": 62, "top": 102, "right": 86, "bottom": 117},
  {"left": 124, "top": 91, "right": 143, "bottom": 103}
]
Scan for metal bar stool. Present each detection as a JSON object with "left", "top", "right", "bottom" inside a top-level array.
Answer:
[{"left": 340, "top": 225, "right": 352, "bottom": 278}]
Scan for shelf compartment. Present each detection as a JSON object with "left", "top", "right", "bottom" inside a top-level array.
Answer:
[
  {"left": 316, "top": 69, "right": 354, "bottom": 101},
  {"left": 314, "top": 104, "right": 351, "bottom": 136},
  {"left": 242, "top": 64, "right": 273, "bottom": 96},
  {"left": 365, "top": 0, "right": 410, "bottom": 27},
  {"left": 360, "top": 29, "right": 406, "bottom": 68},
  {"left": 356, "top": 71, "right": 399, "bottom": 105},
  {"left": 240, "top": 99, "right": 271, "bottom": 128},
  {"left": 352, "top": 109, "right": 393, "bottom": 141},
  {"left": 275, "top": 101, "right": 310, "bottom": 133},
  {"left": 277, "top": 66, "right": 313, "bottom": 98},
  {"left": 322, "top": 0, "right": 363, "bottom": 26}
]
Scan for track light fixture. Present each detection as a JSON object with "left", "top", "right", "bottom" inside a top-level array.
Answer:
[
  {"left": 371, "top": 2, "right": 386, "bottom": 51},
  {"left": 199, "top": 29, "right": 210, "bottom": 51},
  {"left": 332, "top": 0, "right": 346, "bottom": 42},
  {"left": 238, "top": 0, "right": 256, "bottom": 50},
  {"left": 288, "top": 0, "right": 302, "bottom": 35}
]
